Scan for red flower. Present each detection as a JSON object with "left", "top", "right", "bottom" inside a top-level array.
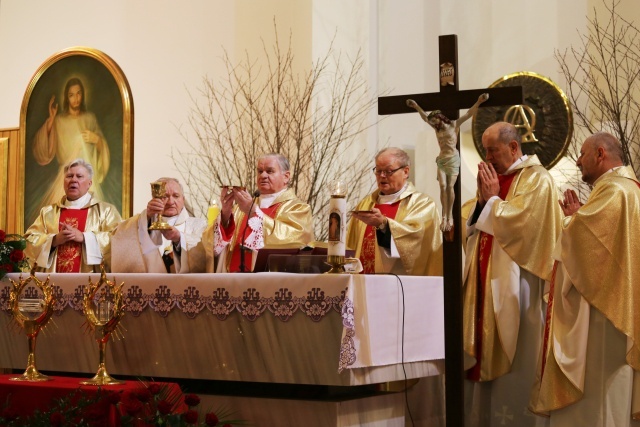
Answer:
[
  {"left": 0, "top": 230, "right": 5, "bottom": 242},
  {"left": 121, "top": 398, "right": 143, "bottom": 416},
  {"left": 205, "top": 412, "right": 219, "bottom": 426},
  {"left": 157, "top": 399, "right": 173, "bottom": 415},
  {"left": 135, "top": 387, "right": 152, "bottom": 403},
  {"left": 148, "top": 382, "right": 162, "bottom": 395},
  {"left": 183, "top": 409, "right": 199, "bottom": 424},
  {"left": 50, "top": 411, "right": 64, "bottom": 426},
  {"left": 0, "top": 406, "right": 18, "bottom": 421},
  {"left": 184, "top": 393, "right": 200, "bottom": 407},
  {"left": 9, "top": 249, "right": 24, "bottom": 263},
  {"left": 223, "top": 424, "right": 232, "bottom": 427}
]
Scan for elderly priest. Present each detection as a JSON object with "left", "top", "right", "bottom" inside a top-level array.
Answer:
[
  {"left": 463, "top": 121, "right": 562, "bottom": 426},
  {"left": 204, "top": 153, "right": 313, "bottom": 272},
  {"left": 530, "top": 132, "right": 640, "bottom": 427},
  {"left": 346, "top": 147, "right": 442, "bottom": 276},
  {"left": 24, "top": 158, "right": 122, "bottom": 273},
  {"left": 110, "top": 177, "right": 207, "bottom": 273}
]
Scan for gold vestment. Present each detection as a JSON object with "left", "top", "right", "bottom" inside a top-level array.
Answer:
[
  {"left": 345, "top": 182, "right": 443, "bottom": 276},
  {"left": 24, "top": 194, "right": 122, "bottom": 273},
  {"left": 463, "top": 155, "right": 563, "bottom": 381},
  {"left": 530, "top": 166, "right": 640, "bottom": 415}
]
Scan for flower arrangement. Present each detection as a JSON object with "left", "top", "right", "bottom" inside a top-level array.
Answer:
[
  {"left": 0, "top": 229, "right": 29, "bottom": 280},
  {"left": 0, "top": 380, "right": 245, "bottom": 426}
]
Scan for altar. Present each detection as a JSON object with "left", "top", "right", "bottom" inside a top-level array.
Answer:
[{"left": 0, "top": 273, "right": 445, "bottom": 426}]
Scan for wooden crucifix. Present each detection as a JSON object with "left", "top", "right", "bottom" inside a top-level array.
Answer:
[{"left": 378, "top": 34, "right": 523, "bottom": 427}]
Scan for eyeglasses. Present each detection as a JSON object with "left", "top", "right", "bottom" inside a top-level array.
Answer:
[{"left": 372, "top": 166, "right": 406, "bottom": 177}]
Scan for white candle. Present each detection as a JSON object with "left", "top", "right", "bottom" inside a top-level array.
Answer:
[{"left": 328, "top": 195, "right": 346, "bottom": 257}]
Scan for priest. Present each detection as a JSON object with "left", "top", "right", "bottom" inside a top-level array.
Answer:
[
  {"left": 529, "top": 132, "right": 640, "bottom": 426},
  {"left": 205, "top": 153, "right": 313, "bottom": 272},
  {"left": 346, "top": 147, "right": 442, "bottom": 276},
  {"left": 463, "top": 122, "right": 562, "bottom": 426},
  {"left": 110, "top": 177, "right": 207, "bottom": 273},
  {"left": 24, "top": 158, "right": 121, "bottom": 273}
]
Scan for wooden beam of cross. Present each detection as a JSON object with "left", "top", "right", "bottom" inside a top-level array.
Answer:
[{"left": 378, "top": 35, "right": 523, "bottom": 427}]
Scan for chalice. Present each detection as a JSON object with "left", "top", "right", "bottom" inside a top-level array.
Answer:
[
  {"left": 8, "top": 265, "right": 55, "bottom": 381},
  {"left": 81, "top": 265, "right": 125, "bottom": 385},
  {"left": 148, "top": 181, "right": 171, "bottom": 230}
]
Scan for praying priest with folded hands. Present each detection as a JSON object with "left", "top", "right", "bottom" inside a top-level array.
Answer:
[{"left": 110, "top": 177, "right": 207, "bottom": 273}]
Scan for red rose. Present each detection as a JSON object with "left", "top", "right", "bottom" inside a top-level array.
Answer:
[
  {"left": 135, "top": 387, "right": 152, "bottom": 403},
  {"left": 0, "top": 406, "right": 18, "bottom": 421},
  {"left": 205, "top": 412, "right": 219, "bottom": 426},
  {"left": 9, "top": 249, "right": 24, "bottom": 263},
  {"left": 0, "top": 230, "right": 5, "bottom": 242},
  {"left": 183, "top": 409, "right": 199, "bottom": 424},
  {"left": 50, "top": 412, "right": 64, "bottom": 426},
  {"left": 184, "top": 393, "right": 200, "bottom": 407},
  {"left": 157, "top": 399, "right": 173, "bottom": 415},
  {"left": 121, "top": 398, "right": 143, "bottom": 416},
  {"left": 148, "top": 383, "right": 162, "bottom": 395}
]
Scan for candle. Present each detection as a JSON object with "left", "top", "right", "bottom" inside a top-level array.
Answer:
[
  {"left": 328, "top": 180, "right": 347, "bottom": 257},
  {"left": 207, "top": 202, "right": 220, "bottom": 225}
]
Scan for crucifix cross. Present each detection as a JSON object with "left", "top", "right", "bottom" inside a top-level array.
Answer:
[{"left": 378, "top": 34, "right": 523, "bottom": 427}]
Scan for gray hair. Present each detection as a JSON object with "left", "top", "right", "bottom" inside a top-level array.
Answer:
[
  {"left": 155, "top": 177, "right": 195, "bottom": 216},
  {"left": 64, "top": 158, "right": 94, "bottom": 179},
  {"left": 589, "top": 132, "right": 625, "bottom": 163},
  {"left": 258, "top": 153, "right": 291, "bottom": 172},
  {"left": 375, "top": 147, "right": 411, "bottom": 167}
]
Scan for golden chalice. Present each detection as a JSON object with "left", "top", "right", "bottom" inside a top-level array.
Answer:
[
  {"left": 149, "top": 181, "right": 171, "bottom": 230},
  {"left": 8, "top": 265, "right": 55, "bottom": 381},
  {"left": 81, "top": 265, "right": 125, "bottom": 385}
]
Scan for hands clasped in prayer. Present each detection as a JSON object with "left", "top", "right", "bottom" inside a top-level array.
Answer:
[
  {"left": 558, "top": 189, "right": 582, "bottom": 216},
  {"left": 476, "top": 162, "right": 500, "bottom": 205},
  {"left": 53, "top": 222, "right": 84, "bottom": 247}
]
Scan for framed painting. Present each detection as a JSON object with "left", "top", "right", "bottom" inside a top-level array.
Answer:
[
  {"left": 0, "top": 138, "right": 8, "bottom": 231},
  {"left": 16, "top": 47, "right": 133, "bottom": 233}
]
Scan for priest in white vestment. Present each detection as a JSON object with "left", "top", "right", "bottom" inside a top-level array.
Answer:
[
  {"left": 463, "top": 122, "right": 562, "bottom": 426},
  {"left": 529, "top": 132, "right": 640, "bottom": 427},
  {"left": 110, "top": 177, "right": 207, "bottom": 273}
]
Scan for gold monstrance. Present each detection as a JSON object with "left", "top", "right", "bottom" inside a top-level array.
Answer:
[
  {"left": 81, "top": 265, "right": 125, "bottom": 385},
  {"left": 8, "top": 265, "right": 55, "bottom": 381}
]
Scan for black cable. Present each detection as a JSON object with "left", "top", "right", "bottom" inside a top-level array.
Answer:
[
  {"left": 239, "top": 190, "right": 260, "bottom": 273},
  {"left": 377, "top": 272, "right": 414, "bottom": 427}
]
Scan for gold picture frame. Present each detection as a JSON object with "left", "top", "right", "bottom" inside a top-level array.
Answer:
[
  {"left": 0, "top": 137, "right": 8, "bottom": 231},
  {"left": 15, "top": 47, "right": 133, "bottom": 233}
]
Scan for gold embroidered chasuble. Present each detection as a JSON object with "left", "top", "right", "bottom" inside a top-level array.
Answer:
[
  {"left": 463, "top": 155, "right": 562, "bottom": 381},
  {"left": 24, "top": 194, "right": 122, "bottom": 273},
  {"left": 530, "top": 166, "right": 640, "bottom": 416},
  {"left": 345, "top": 183, "right": 443, "bottom": 276},
  {"left": 203, "top": 188, "right": 314, "bottom": 273}
]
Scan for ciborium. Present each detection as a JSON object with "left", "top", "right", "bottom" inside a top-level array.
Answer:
[
  {"left": 8, "top": 265, "right": 55, "bottom": 381},
  {"left": 81, "top": 265, "right": 125, "bottom": 385},
  {"left": 148, "top": 181, "right": 171, "bottom": 230}
]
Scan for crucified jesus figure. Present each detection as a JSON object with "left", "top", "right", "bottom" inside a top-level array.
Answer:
[{"left": 406, "top": 93, "right": 489, "bottom": 232}]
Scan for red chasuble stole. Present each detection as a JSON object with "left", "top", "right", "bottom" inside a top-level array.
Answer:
[
  {"left": 227, "top": 204, "right": 281, "bottom": 273},
  {"left": 359, "top": 201, "right": 401, "bottom": 274},
  {"left": 468, "top": 172, "right": 517, "bottom": 381},
  {"left": 56, "top": 208, "right": 89, "bottom": 273}
]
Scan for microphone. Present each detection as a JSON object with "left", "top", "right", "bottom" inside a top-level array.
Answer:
[{"left": 239, "top": 190, "right": 261, "bottom": 272}]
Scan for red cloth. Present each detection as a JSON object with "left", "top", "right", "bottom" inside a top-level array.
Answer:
[
  {"left": 359, "top": 201, "right": 401, "bottom": 274},
  {"left": 467, "top": 172, "right": 517, "bottom": 381},
  {"left": 56, "top": 208, "right": 89, "bottom": 272},
  {"left": 0, "top": 374, "right": 185, "bottom": 422}
]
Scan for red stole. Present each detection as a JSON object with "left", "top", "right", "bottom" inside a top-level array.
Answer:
[
  {"left": 225, "top": 204, "right": 281, "bottom": 272},
  {"left": 55, "top": 208, "right": 89, "bottom": 273},
  {"left": 359, "top": 201, "right": 401, "bottom": 274},
  {"left": 468, "top": 172, "right": 517, "bottom": 381}
]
